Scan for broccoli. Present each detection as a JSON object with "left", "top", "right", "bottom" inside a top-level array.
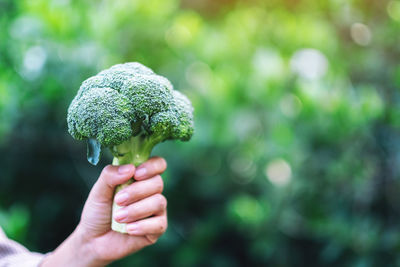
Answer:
[{"left": 67, "top": 62, "right": 194, "bottom": 233}]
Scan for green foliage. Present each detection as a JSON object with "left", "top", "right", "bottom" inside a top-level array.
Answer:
[
  {"left": 0, "top": 0, "right": 400, "bottom": 266},
  {"left": 0, "top": 205, "right": 30, "bottom": 243}
]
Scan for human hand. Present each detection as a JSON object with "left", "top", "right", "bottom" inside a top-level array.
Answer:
[{"left": 41, "top": 157, "right": 167, "bottom": 267}]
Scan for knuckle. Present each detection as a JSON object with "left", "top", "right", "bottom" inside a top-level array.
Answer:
[
  {"left": 154, "top": 175, "right": 164, "bottom": 192},
  {"left": 158, "top": 158, "right": 167, "bottom": 171},
  {"left": 158, "top": 224, "right": 166, "bottom": 234},
  {"left": 147, "top": 235, "right": 158, "bottom": 244},
  {"left": 101, "top": 165, "right": 117, "bottom": 185},
  {"left": 151, "top": 157, "right": 167, "bottom": 172},
  {"left": 159, "top": 218, "right": 168, "bottom": 233},
  {"left": 102, "top": 165, "right": 114, "bottom": 177},
  {"left": 155, "top": 194, "right": 167, "bottom": 210}
]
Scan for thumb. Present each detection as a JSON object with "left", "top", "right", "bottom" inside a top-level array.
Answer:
[{"left": 88, "top": 164, "right": 135, "bottom": 204}]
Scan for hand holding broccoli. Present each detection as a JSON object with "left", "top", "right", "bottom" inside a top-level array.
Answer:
[
  {"left": 67, "top": 62, "right": 194, "bottom": 233},
  {"left": 41, "top": 158, "right": 168, "bottom": 267}
]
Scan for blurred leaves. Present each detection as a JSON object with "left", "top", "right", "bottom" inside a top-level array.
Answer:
[
  {"left": 0, "top": 205, "right": 30, "bottom": 243},
  {"left": 0, "top": 0, "right": 400, "bottom": 266}
]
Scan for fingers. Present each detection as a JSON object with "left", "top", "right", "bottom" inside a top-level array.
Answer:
[
  {"left": 135, "top": 156, "right": 167, "bottom": 180},
  {"left": 89, "top": 164, "right": 135, "bottom": 203},
  {"left": 114, "top": 175, "right": 164, "bottom": 206},
  {"left": 102, "top": 164, "right": 135, "bottom": 186},
  {"left": 125, "top": 212, "right": 168, "bottom": 236},
  {"left": 114, "top": 194, "right": 167, "bottom": 224}
]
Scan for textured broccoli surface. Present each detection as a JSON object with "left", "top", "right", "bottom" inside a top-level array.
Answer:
[
  {"left": 67, "top": 62, "right": 194, "bottom": 233},
  {"left": 67, "top": 62, "right": 194, "bottom": 165}
]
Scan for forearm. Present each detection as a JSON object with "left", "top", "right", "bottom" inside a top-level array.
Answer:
[{"left": 40, "top": 226, "right": 107, "bottom": 267}]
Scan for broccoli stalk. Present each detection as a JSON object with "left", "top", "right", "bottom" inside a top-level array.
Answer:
[
  {"left": 109, "top": 136, "right": 154, "bottom": 232},
  {"left": 111, "top": 136, "right": 155, "bottom": 166},
  {"left": 67, "top": 62, "right": 194, "bottom": 233}
]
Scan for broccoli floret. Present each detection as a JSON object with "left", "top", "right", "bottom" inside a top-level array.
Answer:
[
  {"left": 68, "top": 87, "right": 134, "bottom": 147},
  {"left": 67, "top": 62, "right": 194, "bottom": 233},
  {"left": 149, "top": 90, "right": 194, "bottom": 141}
]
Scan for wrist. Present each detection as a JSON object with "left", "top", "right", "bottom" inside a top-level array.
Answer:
[
  {"left": 73, "top": 225, "right": 107, "bottom": 267},
  {"left": 41, "top": 226, "right": 108, "bottom": 267}
]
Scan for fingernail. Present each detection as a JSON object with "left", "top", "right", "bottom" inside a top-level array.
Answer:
[
  {"left": 135, "top": 168, "right": 147, "bottom": 179},
  {"left": 119, "top": 164, "right": 133, "bottom": 174},
  {"left": 126, "top": 223, "right": 141, "bottom": 234},
  {"left": 114, "top": 209, "right": 128, "bottom": 221},
  {"left": 115, "top": 192, "right": 129, "bottom": 204}
]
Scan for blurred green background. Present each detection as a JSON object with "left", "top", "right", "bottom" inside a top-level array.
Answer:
[{"left": 1, "top": 0, "right": 400, "bottom": 266}]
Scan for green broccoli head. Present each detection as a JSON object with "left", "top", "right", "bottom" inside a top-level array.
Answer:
[{"left": 67, "top": 62, "right": 194, "bottom": 165}]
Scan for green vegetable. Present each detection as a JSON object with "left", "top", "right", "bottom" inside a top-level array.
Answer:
[{"left": 67, "top": 62, "right": 194, "bottom": 233}]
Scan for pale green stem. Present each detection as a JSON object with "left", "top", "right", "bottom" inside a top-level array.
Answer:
[{"left": 110, "top": 135, "right": 156, "bottom": 233}]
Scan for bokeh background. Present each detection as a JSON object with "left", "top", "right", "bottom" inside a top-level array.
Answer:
[{"left": 1, "top": 0, "right": 400, "bottom": 266}]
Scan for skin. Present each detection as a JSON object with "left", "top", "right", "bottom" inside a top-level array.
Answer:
[{"left": 41, "top": 157, "right": 168, "bottom": 267}]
